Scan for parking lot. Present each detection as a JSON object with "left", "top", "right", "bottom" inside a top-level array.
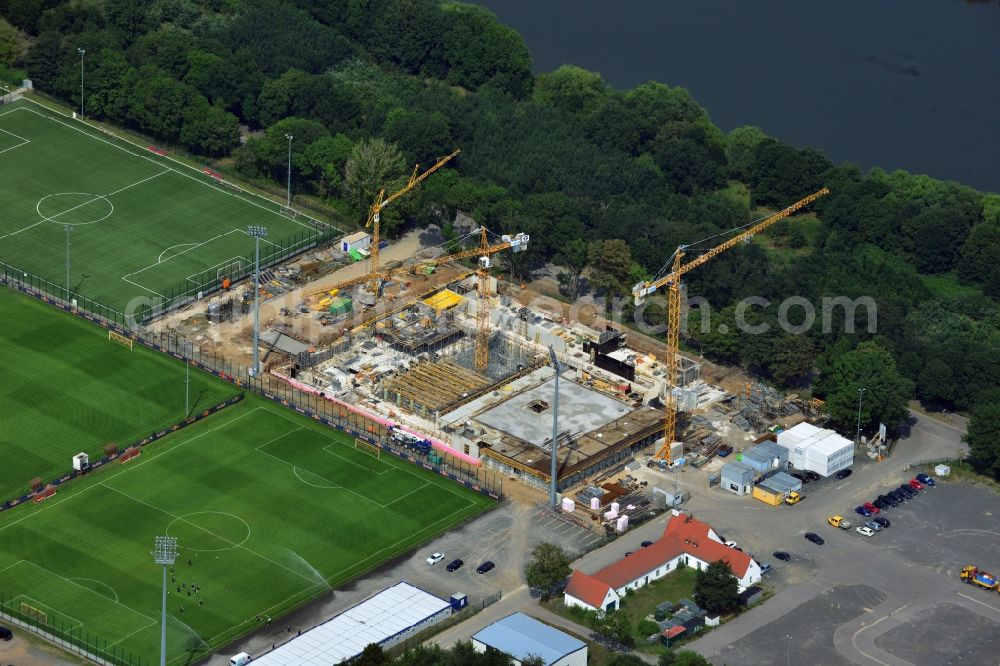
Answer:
[{"left": 688, "top": 475, "right": 1000, "bottom": 666}]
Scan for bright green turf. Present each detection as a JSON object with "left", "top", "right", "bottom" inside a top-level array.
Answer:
[
  {"left": 0, "top": 285, "right": 239, "bottom": 501},
  {"left": 0, "top": 382, "right": 493, "bottom": 665},
  {"left": 0, "top": 99, "right": 333, "bottom": 311}
]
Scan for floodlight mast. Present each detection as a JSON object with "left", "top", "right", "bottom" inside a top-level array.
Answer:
[
  {"left": 284, "top": 134, "right": 294, "bottom": 208},
  {"left": 247, "top": 226, "right": 269, "bottom": 377},
  {"left": 548, "top": 346, "right": 565, "bottom": 508},
  {"left": 77, "top": 48, "right": 85, "bottom": 117},
  {"left": 152, "top": 536, "right": 178, "bottom": 666}
]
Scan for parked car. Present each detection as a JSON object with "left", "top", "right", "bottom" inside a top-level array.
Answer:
[
  {"left": 426, "top": 552, "right": 444, "bottom": 565},
  {"left": 835, "top": 468, "right": 853, "bottom": 480},
  {"left": 865, "top": 520, "right": 882, "bottom": 532},
  {"left": 873, "top": 516, "right": 890, "bottom": 528},
  {"left": 909, "top": 478, "right": 925, "bottom": 491},
  {"left": 624, "top": 552, "right": 633, "bottom": 557},
  {"left": 804, "top": 532, "right": 825, "bottom": 545},
  {"left": 872, "top": 499, "right": 888, "bottom": 511},
  {"left": 446, "top": 559, "right": 463, "bottom": 572},
  {"left": 761, "top": 563, "right": 773, "bottom": 574},
  {"left": 789, "top": 472, "right": 808, "bottom": 484},
  {"left": 641, "top": 541, "right": 653, "bottom": 548},
  {"left": 857, "top": 526, "right": 875, "bottom": 537},
  {"left": 878, "top": 494, "right": 898, "bottom": 508},
  {"left": 773, "top": 551, "right": 791, "bottom": 562},
  {"left": 862, "top": 502, "right": 881, "bottom": 514},
  {"left": 828, "top": 515, "right": 851, "bottom": 529},
  {"left": 855, "top": 505, "right": 873, "bottom": 517},
  {"left": 898, "top": 485, "right": 917, "bottom": 498},
  {"left": 888, "top": 489, "right": 906, "bottom": 503},
  {"left": 804, "top": 470, "right": 821, "bottom": 481},
  {"left": 476, "top": 561, "right": 495, "bottom": 574},
  {"left": 915, "top": 473, "right": 936, "bottom": 486}
]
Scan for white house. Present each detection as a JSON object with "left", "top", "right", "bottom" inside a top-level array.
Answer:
[
  {"left": 564, "top": 512, "right": 761, "bottom": 612},
  {"left": 776, "top": 422, "right": 854, "bottom": 477}
]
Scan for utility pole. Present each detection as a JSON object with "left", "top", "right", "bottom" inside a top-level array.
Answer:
[
  {"left": 284, "top": 134, "right": 294, "bottom": 208},
  {"left": 856, "top": 387, "right": 866, "bottom": 446},
  {"left": 247, "top": 226, "right": 268, "bottom": 377},
  {"left": 185, "top": 359, "right": 190, "bottom": 417},
  {"left": 64, "top": 225, "right": 72, "bottom": 300},
  {"left": 77, "top": 48, "right": 85, "bottom": 117},
  {"left": 152, "top": 536, "right": 178, "bottom": 666}
]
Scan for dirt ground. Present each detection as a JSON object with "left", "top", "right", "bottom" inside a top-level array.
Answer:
[{"left": 0, "top": 628, "right": 87, "bottom": 666}]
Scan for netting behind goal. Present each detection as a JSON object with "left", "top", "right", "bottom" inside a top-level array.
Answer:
[
  {"left": 217, "top": 261, "right": 243, "bottom": 281},
  {"left": 354, "top": 438, "right": 380, "bottom": 460}
]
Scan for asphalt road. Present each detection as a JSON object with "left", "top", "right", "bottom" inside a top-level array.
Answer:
[{"left": 684, "top": 412, "right": 1000, "bottom": 666}]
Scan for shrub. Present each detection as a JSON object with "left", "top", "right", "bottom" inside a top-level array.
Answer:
[
  {"left": 29, "top": 477, "right": 43, "bottom": 492},
  {"left": 104, "top": 442, "right": 119, "bottom": 457},
  {"left": 638, "top": 619, "right": 660, "bottom": 637}
]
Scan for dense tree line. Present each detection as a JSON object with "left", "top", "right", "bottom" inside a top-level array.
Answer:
[{"left": 4, "top": 0, "right": 999, "bottom": 451}]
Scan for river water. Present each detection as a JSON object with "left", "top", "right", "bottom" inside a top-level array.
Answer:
[{"left": 473, "top": 0, "right": 1000, "bottom": 192}]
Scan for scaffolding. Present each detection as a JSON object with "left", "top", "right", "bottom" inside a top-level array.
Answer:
[{"left": 449, "top": 330, "right": 538, "bottom": 382}]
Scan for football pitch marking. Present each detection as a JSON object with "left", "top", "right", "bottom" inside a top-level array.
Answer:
[
  {"left": 158, "top": 243, "right": 199, "bottom": 263},
  {"left": 165, "top": 511, "right": 252, "bottom": 552},
  {"left": 66, "top": 578, "right": 120, "bottom": 603},
  {"left": 5, "top": 104, "right": 340, "bottom": 236},
  {"left": 0, "top": 126, "right": 29, "bottom": 155},
  {"left": 36, "top": 193, "right": 113, "bottom": 226}
]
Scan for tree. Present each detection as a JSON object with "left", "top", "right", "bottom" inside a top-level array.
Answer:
[
  {"left": 523, "top": 542, "right": 572, "bottom": 598},
  {"left": 534, "top": 65, "right": 609, "bottom": 117},
  {"left": 818, "top": 341, "right": 914, "bottom": 432},
  {"left": 693, "top": 560, "right": 739, "bottom": 615},
  {"left": 607, "top": 656, "right": 647, "bottom": 666},
  {"left": 0, "top": 17, "right": 24, "bottom": 68},
  {"left": 726, "top": 126, "right": 767, "bottom": 181},
  {"left": 769, "top": 334, "right": 816, "bottom": 386},
  {"left": 554, "top": 238, "right": 589, "bottom": 300},
  {"left": 965, "top": 403, "right": 1000, "bottom": 480},
  {"left": 179, "top": 101, "right": 240, "bottom": 156},
  {"left": 355, "top": 643, "right": 389, "bottom": 666},
  {"left": 344, "top": 137, "right": 405, "bottom": 210},
  {"left": 660, "top": 651, "right": 711, "bottom": 666},
  {"left": 588, "top": 239, "right": 632, "bottom": 310},
  {"left": 594, "top": 609, "right": 634, "bottom": 647}
]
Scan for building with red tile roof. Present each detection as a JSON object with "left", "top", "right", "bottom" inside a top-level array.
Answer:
[{"left": 563, "top": 511, "right": 761, "bottom": 612}]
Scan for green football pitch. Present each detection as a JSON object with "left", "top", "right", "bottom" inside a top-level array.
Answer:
[
  {"left": 0, "top": 98, "right": 338, "bottom": 313},
  {"left": 0, "top": 294, "right": 494, "bottom": 664},
  {"left": 0, "top": 285, "right": 239, "bottom": 501}
]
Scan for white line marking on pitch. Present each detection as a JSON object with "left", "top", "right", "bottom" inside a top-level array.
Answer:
[
  {"left": 0, "top": 125, "right": 30, "bottom": 143},
  {"left": 105, "top": 170, "right": 169, "bottom": 196},
  {"left": 158, "top": 243, "right": 199, "bottom": 263}
]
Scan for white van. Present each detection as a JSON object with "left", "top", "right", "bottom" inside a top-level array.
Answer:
[{"left": 230, "top": 653, "right": 252, "bottom": 666}]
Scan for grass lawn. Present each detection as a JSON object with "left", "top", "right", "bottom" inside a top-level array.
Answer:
[
  {"left": 0, "top": 98, "right": 337, "bottom": 312},
  {"left": 546, "top": 567, "right": 697, "bottom": 655},
  {"left": 0, "top": 285, "right": 238, "bottom": 501},
  {"left": 0, "top": 393, "right": 494, "bottom": 664},
  {"left": 919, "top": 272, "right": 986, "bottom": 300}
]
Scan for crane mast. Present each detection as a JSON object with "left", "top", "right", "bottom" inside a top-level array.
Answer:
[{"left": 633, "top": 188, "right": 830, "bottom": 461}]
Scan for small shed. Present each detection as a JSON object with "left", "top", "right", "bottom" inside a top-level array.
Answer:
[
  {"left": 739, "top": 585, "right": 764, "bottom": 607},
  {"left": 341, "top": 231, "right": 371, "bottom": 253},
  {"left": 660, "top": 625, "right": 686, "bottom": 647},
  {"left": 720, "top": 460, "right": 754, "bottom": 496},
  {"left": 741, "top": 441, "right": 788, "bottom": 473},
  {"left": 935, "top": 464, "right": 950, "bottom": 477}
]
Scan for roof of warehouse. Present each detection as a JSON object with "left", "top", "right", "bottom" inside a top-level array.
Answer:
[
  {"left": 779, "top": 422, "right": 851, "bottom": 456},
  {"left": 721, "top": 460, "right": 754, "bottom": 475},
  {"left": 250, "top": 582, "right": 450, "bottom": 666},
  {"left": 473, "top": 612, "right": 586, "bottom": 665}
]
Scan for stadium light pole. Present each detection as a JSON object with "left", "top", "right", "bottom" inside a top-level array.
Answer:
[
  {"left": 856, "top": 387, "right": 866, "bottom": 446},
  {"left": 77, "top": 48, "right": 85, "bottom": 117},
  {"left": 64, "top": 225, "right": 71, "bottom": 300},
  {"left": 548, "top": 346, "right": 565, "bottom": 508},
  {"left": 152, "top": 536, "right": 178, "bottom": 666},
  {"left": 247, "top": 226, "right": 268, "bottom": 377},
  {"left": 284, "top": 134, "right": 294, "bottom": 208}
]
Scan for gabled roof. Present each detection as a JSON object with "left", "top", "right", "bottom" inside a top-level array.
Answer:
[
  {"left": 570, "top": 515, "right": 754, "bottom": 595},
  {"left": 564, "top": 570, "right": 614, "bottom": 608},
  {"left": 473, "top": 612, "right": 585, "bottom": 666}
]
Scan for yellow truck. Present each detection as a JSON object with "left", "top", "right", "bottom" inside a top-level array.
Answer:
[
  {"left": 785, "top": 491, "right": 803, "bottom": 505},
  {"left": 827, "top": 515, "right": 852, "bottom": 529},
  {"left": 960, "top": 565, "right": 999, "bottom": 591}
]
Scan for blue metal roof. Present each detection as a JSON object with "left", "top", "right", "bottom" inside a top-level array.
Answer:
[{"left": 473, "top": 612, "right": 585, "bottom": 665}]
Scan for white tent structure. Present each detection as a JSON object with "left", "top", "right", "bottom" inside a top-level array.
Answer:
[{"left": 776, "top": 422, "right": 854, "bottom": 477}]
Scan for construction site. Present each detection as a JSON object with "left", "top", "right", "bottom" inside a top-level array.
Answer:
[{"left": 149, "top": 158, "right": 841, "bottom": 534}]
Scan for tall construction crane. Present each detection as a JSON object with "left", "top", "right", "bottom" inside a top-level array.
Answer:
[
  {"left": 363, "top": 149, "right": 460, "bottom": 296},
  {"left": 632, "top": 187, "right": 830, "bottom": 462}
]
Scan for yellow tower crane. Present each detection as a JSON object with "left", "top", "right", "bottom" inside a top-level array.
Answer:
[
  {"left": 364, "top": 149, "right": 460, "bottom": 296},
  {"left": 473, "top": 227, "right": 530, "bottom": 372},
  {"left": 632, "top": 187, "right": 830, "bottom": 462}
]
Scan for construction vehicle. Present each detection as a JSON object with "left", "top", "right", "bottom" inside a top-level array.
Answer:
[
  {"left": 960, "top": 565, "right": 1000, "bottom": 591},
  {"left": 389, "top": 426, "right": 432, "bottom": 456},
  {"left": 632, "top": 188, "right": 830, "bottom": 462},
  {"left": 785, "top": 491, "right": 804, "bottom": 505},
  {"left": 827, "top": 515, "right": 851, "bottom": 530}
]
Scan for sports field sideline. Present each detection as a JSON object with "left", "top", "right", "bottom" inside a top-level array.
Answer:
[{"left": 0, "top": 97, "right": 338, "bottom": 312}]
